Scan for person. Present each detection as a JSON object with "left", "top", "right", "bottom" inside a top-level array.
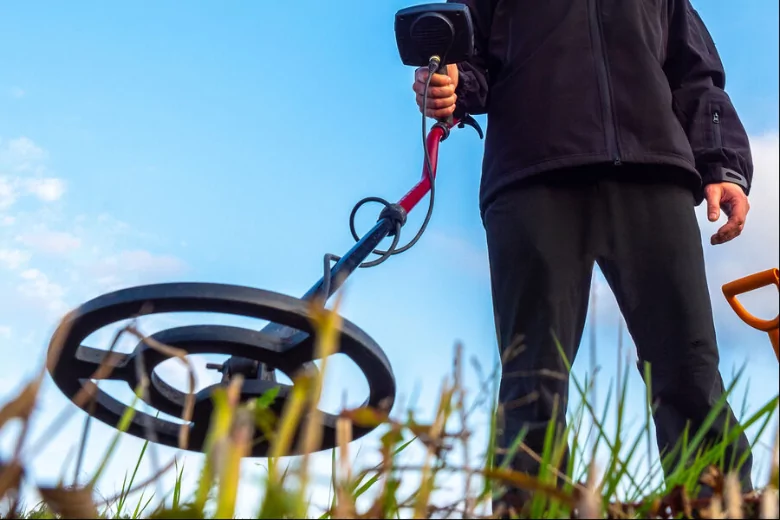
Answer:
[{"left": 412, "top": 0, "right": 754, "bottom": 511}]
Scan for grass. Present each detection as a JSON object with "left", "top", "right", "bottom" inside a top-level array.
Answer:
[{"left": 0, "top": 292, "right": 778, "bottom": 519}]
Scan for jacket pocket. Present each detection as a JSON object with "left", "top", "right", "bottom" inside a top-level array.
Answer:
[
  {"left": 710, "top": 105, "right": 723, "bottom": 149},
  {"left": 495, "top": 0, "right": 575, "bottom": 76}
]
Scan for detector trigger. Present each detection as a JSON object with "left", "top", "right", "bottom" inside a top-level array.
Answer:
[{"left": 457, "top": 113, "right": 483, "bottom": 139}]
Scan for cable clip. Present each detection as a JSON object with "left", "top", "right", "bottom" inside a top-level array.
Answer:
[{"left": 378, "top": 203, "right": 408, "bottom": 236}]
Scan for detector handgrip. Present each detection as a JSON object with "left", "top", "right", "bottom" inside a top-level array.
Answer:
[
  {"left": 437, "top": 63, "right": 455, "bottom": 126},
  {"left": 722, "top": 268, "right": 779, "bottom": 361}
]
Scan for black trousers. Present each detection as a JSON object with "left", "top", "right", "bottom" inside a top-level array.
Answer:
[{"left": 482, "top": 164, "right": 753, "bottom": 504}]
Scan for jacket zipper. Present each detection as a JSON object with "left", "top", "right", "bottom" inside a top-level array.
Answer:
[
  {"left": 588, "top": 0, "right": 622, "bottom": 165},
  {"left": 712, "top": 110, "right": 722, "bottom": 148}
]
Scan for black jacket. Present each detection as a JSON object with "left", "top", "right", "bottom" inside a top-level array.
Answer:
[{"left": 452, "top": 0, "right": 754, "bottom": 211}]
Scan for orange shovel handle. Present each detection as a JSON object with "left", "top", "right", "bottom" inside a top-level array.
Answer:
[
  {"left": 722, "top": 268, "right": 779, "bottom": 361},
  {"left": 769, "top": 329, "right": 779, "bottom": 361}
]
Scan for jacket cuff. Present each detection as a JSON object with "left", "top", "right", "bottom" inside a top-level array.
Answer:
[
  {"left": 701, "top": 163, "right": 750, "bottom": 195},
  {"left": 453, "top": 68, "right": 474, "bottom": 119}
]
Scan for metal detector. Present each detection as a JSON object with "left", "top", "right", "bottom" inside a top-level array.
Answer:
[{"left": 44, "top": 2, "right": 483, "bottom": 458}]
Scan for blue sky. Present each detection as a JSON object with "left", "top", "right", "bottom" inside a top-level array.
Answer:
[{"left": 1, "top": 0, "right": 778, "bottom": 515}]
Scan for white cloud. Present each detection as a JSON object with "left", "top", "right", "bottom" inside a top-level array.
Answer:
[
  {"left": 6, "top": 137, "right": 46, "bottom": 161},
  {"left": 17, "top": 268, "right": 68, "bottom": 314},
  {"left": 23, "top": 177, "right": 66, "bottom": 202},
  {"left": 0, "top": 248, "right": 31, "bottom": 270},
  {"left": 0, "top": 176, "right": 66, "bottom": 209},
  {"left": 0, "top": 135, "right": 187, "bottom": 319},
  {"left": 0, "top": 177, "right": 16, "bottom": 210},
  {"left": 0, "top": 136, "right": 47, "bottom": 173},
  {"left": 16, "top": 229, "right": 81, "bottom": 255},
  {"left": 97, "top": 249, "right": 186, "bottom": 278},
  {"left": 0, "top": 325, "right": 10, "bottom": 339},
  {"left": 78, "top": 249, "right": 188, "bottom": 294},
  {"left": 9, "top": 87, "right": 25, "bottom": 99},
  {"left": 0, "top": 137, "right": 64, "bottom": 218}
]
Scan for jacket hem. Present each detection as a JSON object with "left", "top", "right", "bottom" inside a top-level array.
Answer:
[{"left": 479, "top": 152, "right": 703, "bottom": 217}]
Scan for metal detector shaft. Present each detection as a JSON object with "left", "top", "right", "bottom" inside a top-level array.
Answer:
[
  {"left": 234, "top": 119, "right": 460, "bottom": 379},
  {"left": 312, "top": 120, "right": 451, "bottom": 299}
]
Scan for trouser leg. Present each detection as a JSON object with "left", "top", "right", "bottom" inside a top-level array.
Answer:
[
  {"left": 594, "top": 170, "right": 753, "bottom": 494},
  {"left": 482, "top": 173, "right": 597, "bottom": 510}
]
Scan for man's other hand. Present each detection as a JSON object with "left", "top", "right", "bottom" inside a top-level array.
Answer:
[
  {"left": 412, "top": 64, "right": 459, "bottom": 119},
  {"left": 705, "top": 182, "right": 750, "bottom": 245}
]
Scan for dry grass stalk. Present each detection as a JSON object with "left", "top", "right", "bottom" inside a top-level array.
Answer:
[
  {"left": 337, "top": 417, "right": 353, "bottom": 485},
  {"left": 334, "top": 416, "right": 357, "bottom": 519},
  {"left": 0, "top": 461, "right": 23, "bottom": 504},
  {"left": 126, "top": 325, "right": 197, "bottom": 450},
  {"left": 577, "top": 462, "right": 602, "bottom": 519},
  {"left": 2, "top": 310, "right": 196, "bottom": 518},
  {"left": 0, "top": 380, "right": 41, "bottom": 432},
  {"left": 724, "top": 473, "right": 744, "bottom": 519},
  {"left": 453, "top": 343, "right": 479, "bottom": 518},
  {"left": 759, "top": 489, "right": 778, "bottom": 519},
  {"left": 98, "top": 457, "right": 179, "bottom": 508},
  {"left": 771, "top": 430, "right": 780, "bottom": 490},
  {"left": 762, "top": 431, "right": 780, "bottom": 519},
  {"left": 298, "top": 293, "right": 343, "bottom": 490},
  {"left": 0, "top": 354, "right": 49, "bottom": 517},
  {"left": 38, "top": 485, "right": 99, "bottom": 519},
  {"left": 215, "top": 401, "right": 255, "bottom": 518},
  {"left": 412, "top": 379, "right": 453, "bottom": 519},
  {"left": 211, "top": 375, "right": 245, "bottom": 479},
  {"left": 42, "top": 310, "right": 77, "bottom": 379},
  {"left": 25, "top": 319, "right": 125, "bottom": 463}
]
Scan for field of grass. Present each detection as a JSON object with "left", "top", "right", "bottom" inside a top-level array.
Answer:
[{"left": 0, "top": 293, "right": 778, "bottom": 519}]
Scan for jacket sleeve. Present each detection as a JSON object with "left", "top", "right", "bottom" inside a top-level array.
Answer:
[
  {"left": 664, "top": 0, "right": 753, "bottom": 196},
  {"left": 448, "top": 0, "right": 494, "bottom": 117}
]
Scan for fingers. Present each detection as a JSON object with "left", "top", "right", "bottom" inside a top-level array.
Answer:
[
  {"left": 412, "top": 81, "right": 455, "bottom": 99},
  {"left": 414, "top": 67, "right": 453, "bottom": 87},
  {"left": 710, "top": 189, "right": 750, "bottom": 246},
  {"left": 712, "top": 214, "right": 745, "bottom": 245},
  {"left": 704, "top": 184, "right": 722, "bottom": 222},
  {"left": 415, "top": 92, "right": 457, "bottom": 118},
  {"left": 422, "top": 105, "right": 457, "bottom": 119},
  {"left": 412, "top": 67, "right": 456, "bottom": 119}
]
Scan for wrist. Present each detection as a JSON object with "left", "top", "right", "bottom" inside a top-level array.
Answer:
[{"left": 701, "top": 164, "right": 750, "bottom": 195}]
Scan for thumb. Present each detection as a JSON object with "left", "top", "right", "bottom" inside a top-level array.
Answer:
[
  {"left": 705, "top": 184, "right": 722, "bottom": 222},
  {"left": 415, "top": 66, "right": 429, "bottom": 84},
  {"left": 446, "top": 63, "right": 459, "bottom": 88}
]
